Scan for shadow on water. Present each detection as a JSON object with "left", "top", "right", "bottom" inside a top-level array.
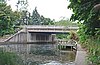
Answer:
[{"left": 0, "top": 43, "right": 76, "bottom": 65}]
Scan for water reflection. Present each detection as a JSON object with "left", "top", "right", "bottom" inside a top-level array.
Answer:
[{"left": 0, "top": 43, "right": 76, "bottom": 65}]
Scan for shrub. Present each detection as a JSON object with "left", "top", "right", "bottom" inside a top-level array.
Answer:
[{"left": 0, "top": 49, "right": 24, "bottom": 65}]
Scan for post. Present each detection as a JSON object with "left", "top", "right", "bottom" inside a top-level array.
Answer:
[{"left": 24, "top": 25, "right": 27, "bottom": 43}]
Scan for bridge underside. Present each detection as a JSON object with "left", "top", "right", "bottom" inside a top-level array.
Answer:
[{"left": 28, "top": 31, "right": 69, "bottom": 34}]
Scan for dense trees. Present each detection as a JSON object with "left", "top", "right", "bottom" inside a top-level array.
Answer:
[
  {"left": 16, "top": 7, "right": 54, "bottom": 25},
  {"left": 54, "top": 19, "right": 77, "bottom": 26},
  {"left": 31, "top": 7, "right": 41, "bottom": 25},
  {"left": 15, "top": 10, "right": 30, "bottom": 25},
  {"left": 68, "top": 0, "right": 100, "bottom": 35},
  {"left": 31, "top": 7, "right": 54, "bottom": 25},
  {"left": 68, "top": 0, "right": 100, "bottom": 64},
  {"left": 0, "top": 3, "right": 54, "bottom": 36},
  {"left": 0, "top": 0, "right": 6, "bottom": 3},
  {"left": 0, "top": 3, "right": 20, "bottom": 36}
]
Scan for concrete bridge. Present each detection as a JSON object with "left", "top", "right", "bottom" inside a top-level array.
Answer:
[
  {"left": 23, "top": 25, "right": 78, "bottom": 34},
  {"left": 5, "top": 25, "right": 79, "bottom": 43}
]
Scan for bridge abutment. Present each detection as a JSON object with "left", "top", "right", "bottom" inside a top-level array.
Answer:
[{"left": 5, "top": 32, "right": 56, "bottom": 43}]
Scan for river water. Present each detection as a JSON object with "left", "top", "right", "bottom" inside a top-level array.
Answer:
[{"left": 0, "top": 43, "right": 76, "bottom": 65}]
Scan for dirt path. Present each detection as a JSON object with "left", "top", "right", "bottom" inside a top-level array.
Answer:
[{"left": 75, "top": 44, "right": 88, "bottom": 65}]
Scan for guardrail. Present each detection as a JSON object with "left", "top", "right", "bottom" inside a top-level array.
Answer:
[{"left": 57, "top": 40, "right": 77, "bottom": 51}]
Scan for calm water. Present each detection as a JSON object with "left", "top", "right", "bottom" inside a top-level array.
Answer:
[{"left": 0, "top": 43, "right": 76, "bottom": 65}]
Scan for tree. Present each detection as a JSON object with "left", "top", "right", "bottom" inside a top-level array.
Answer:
[
  {"left": 16, "top": 10, "right": 31, "bottom": 25},
  {"left": 68, "top": 1, "right": 100, "bottom": 64},
  {"left": 54, "top": 19, "right": 78, "bottom": 26},
  {"left": 31, "top": 7, "right": 54, "bottom": 25},
  {"left": 0, "top": 3, "right": 20, "bottom": 36},
  {"left": 42, "top": 18, "right": 54, "bottom": 25},
  {"left": 68, "top": 0, "right": 100, "bottom": 35},
  {"left": 0, "top": 0, "right": 6, "bottom": 3},
  {"left": 31, "top": 7, "right": 41, "bottom": 25}
]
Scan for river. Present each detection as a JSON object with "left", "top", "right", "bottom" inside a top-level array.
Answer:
[{"left": 0, "top": 43, "right": 76, "bottom": 65}]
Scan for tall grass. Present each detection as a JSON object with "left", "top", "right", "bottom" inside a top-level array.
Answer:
[{"left": 0, "top": 49, "right": 24, "bottom": 65}]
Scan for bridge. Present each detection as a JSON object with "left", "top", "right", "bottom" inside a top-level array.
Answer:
[
  {"left": 5, "top": 25, "right": 79, "bottom": 43},
  {"left": 22, "top": 25, "right": 78, "bottom": 34}
]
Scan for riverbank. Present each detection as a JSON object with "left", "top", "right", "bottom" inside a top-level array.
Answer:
[{"left": 0, "top": 35, "right": 89, "bottom": 65}]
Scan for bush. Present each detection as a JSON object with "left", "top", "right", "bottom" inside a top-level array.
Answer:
[
  {"left": 0, "top": 49, "right": 24, "bottom": 65},
  {"left": 68, "top": 31, "right": 79, "bottom": 41},
  {"left": 78, "top": 23, "right": 100, "bottom": 65}
]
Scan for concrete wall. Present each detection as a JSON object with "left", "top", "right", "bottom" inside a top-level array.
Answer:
[
  {"left": 5, "top": 32, "right": 56, "bottom": 43},
  {"left": 5, "top": 32, "right": 27, "bottom": 43}
]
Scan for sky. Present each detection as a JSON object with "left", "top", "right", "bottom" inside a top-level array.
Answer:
[{"left": 7, "top": 0, "right": 73, "bottom": 21}]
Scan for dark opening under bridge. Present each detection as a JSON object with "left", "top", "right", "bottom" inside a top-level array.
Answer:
[{"left": 5, "top": 25, "right": 79, "bottom": 43}]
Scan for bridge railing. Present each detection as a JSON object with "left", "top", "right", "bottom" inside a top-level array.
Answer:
[
  {"left": 57, "top": 39, "right": 77, "bottom": 50},
  {"left": 24, "top": 25, "right": 77, "bottom": 29}
]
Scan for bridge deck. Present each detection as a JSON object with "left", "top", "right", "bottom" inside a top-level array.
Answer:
[
  {"left": 22, "top": 25, "right": 79, "bottom": 34},
  {"left": 28, "top": 30, "right": 70, "bottom": 34},
  {"left": 22, "top": 25, "right": 79, "bottom": 30}
]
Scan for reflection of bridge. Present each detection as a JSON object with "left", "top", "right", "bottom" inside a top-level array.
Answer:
[{"left": 5, "top": 25, "right": 79, "bottom": 43}]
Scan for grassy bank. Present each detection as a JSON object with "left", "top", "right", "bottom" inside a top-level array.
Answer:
[
  {"left": 0, "top": 48, "right": 24, "bottom": 65},
  {"left": 79, "top": 35, "right": 100, "bottom": 64}
]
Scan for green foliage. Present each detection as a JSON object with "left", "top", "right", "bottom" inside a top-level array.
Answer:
[
  {"left": 54, "top": 19, "right": 78, "bottom": 40},
  {"left": 30, "top": 7, "right": 54, "bottom": 25},
  {"left": 0, "top": 0, "right": 6, "bottom": 3},
  {"left": 16, "top": 10, "right": 31, "bottom": 25},
  {"left": 54, "top": 19, "right": 78, "bottom": 26},
  {"left": 68, "top": 31, "right": 79, "bottom": 41},
  {"left": 87, "top": 39, "right": 100, "bottom": 64},
  {"left": 56, "top": 34, "right": 68, "bottom": 39},
  {"left": 0, "top": 49, "right": 24, "bottom": 65},
  {"left": 0, "top": 3, "right": 21, "bottom": 36},
  {"left": 68, "top": 0, "right": 100, "bottom": 36},
  {"left": 68, "top": 1, "right": 100, "bottom": 64},
  {"left": 31, "top": 7, "right": 41, "bottom": 25},
  {"left": 78, "top": 23, "right": 100, "bottom": 64}
]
